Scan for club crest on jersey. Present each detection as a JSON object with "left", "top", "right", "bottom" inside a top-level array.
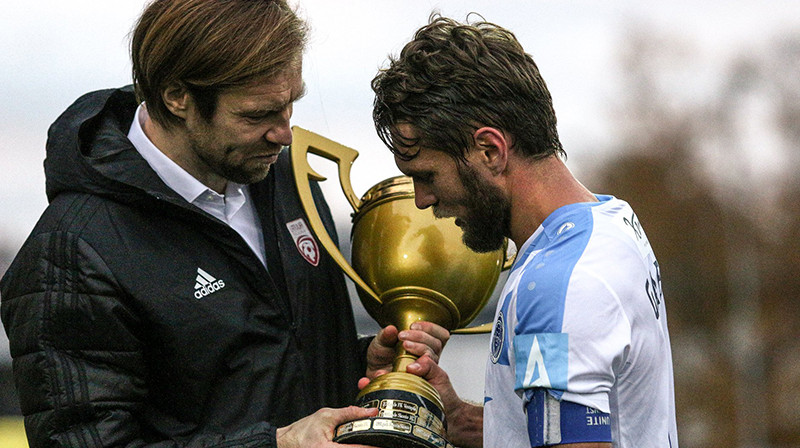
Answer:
[
  {"left": 491, "top": 312, "right": 505, "bottom": 363},
  {"left": 286, "top": 218, "right": 320, "bottom": 266}
]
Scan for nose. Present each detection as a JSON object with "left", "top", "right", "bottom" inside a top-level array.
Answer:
[
  {"left": 413, "top": 182, "right": 436, "bottom": 210},
  {"left": 265, "top": 108, "right": 293, "bottom": 147}
]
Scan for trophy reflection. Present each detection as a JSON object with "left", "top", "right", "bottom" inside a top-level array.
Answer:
[{"left": 291, "top": 127, "right": 504, "bottom": 448}]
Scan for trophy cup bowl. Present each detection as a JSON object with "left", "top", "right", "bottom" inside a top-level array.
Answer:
[
  {"left": 350, "top": 176, "right": 502, "bottom": 331},
  {"left": 290, "top": 127, "right": 504, "bottom": 448}
]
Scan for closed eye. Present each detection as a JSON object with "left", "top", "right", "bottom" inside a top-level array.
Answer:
[
  {"left": 242, "top": 110, "right": 281, "bottom": 123},
  {"left": 411, "top": 172, "right": 434, "bottom": 185}
]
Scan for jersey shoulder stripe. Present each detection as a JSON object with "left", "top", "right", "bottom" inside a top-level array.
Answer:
[{"left": 514, "top": 201, "right": 596, "bottom": 335}]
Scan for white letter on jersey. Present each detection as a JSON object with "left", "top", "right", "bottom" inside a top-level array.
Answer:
[{"left": 523, "top": 335, "right": 552, "bottom": 388}]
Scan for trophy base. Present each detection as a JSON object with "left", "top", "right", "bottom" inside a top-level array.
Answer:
[
  {"left": 334, "top": 422, "right": 452, "bottom": 448},
  {"left": 333, "top": 383, "right": 453, "bottom": 448}
]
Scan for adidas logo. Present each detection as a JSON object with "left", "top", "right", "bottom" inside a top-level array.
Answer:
[{"left": 194, "top": 267, "right": 226, "bottom": 299}]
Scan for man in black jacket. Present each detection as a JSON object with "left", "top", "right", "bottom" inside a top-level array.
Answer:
[{"left": 0, "top": 1, "right": 449, "bottom": 447}]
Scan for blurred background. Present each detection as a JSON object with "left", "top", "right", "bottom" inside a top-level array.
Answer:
[{"left": 2, "top": 1, "right": 800, "bottom": 446}]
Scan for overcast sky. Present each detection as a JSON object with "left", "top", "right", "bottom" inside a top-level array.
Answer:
[
  {"left": 2, "top": 0, "right": 800, "bottom": 397},
  {"left": 4, "top": 0, "right": 800, "bottom": 250}
]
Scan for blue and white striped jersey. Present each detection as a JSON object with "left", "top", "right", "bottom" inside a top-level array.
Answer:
[{"left": 484, "top": 195, "right": 678, "bottom": 448}]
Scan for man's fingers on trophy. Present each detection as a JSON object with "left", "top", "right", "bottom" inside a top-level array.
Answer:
[
  {"left": 406, "top": 355, "right": 441, "bottom": 385},
  {"left": 327, "top": 408, "right": 381, "bottom": 447},
  {"left": 401, "top": 339, "right": 440, "bottom": 363},
  {"left": 399, "top": 322, "right": 450, "bottom": 361},
  {"left": 376, "top": 325, "right": 399, "bottom": 346},
  {"left": 409, "top": 321, "right": 450, "bottom": 347},
  {"left": 363, "top": 368, "right": 391, "bottom": 383},
  {"left": 334, "top": 405, "right": 379, "bottom": 425},
  {"left": 357, "top": 374, "right": 384, "bottom": 390},
  {"left": 406, "top": 354, "right": 432, "bottom": 376},
  {"left": 407, "top": 355, "right": 450, "bottom": 385},
  {"left": 277, "top": 406, "right": 379, "bottom": 448}
]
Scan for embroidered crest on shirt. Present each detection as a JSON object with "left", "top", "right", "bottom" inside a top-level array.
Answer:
[
  {"left": 286, "top": 218, "right": 320, "bottom": 266},
  {"left": 491, "top": 311, "right": 505, "bottom": 363}
]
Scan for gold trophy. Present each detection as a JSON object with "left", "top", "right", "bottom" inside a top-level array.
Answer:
[{"left": 291, "top": 127, "right": 504, "bottom": 448}]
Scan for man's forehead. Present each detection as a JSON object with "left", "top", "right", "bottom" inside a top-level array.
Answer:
[
  {"left": 394, "top": 144, "right": 450, "bottom": 172},
  {"left": 225, "top": 72, "right": 305, "bottom": 109},
  {"left": 392, "top": 122, "right": 420, "bottom": 141},
  {"left": 389, "top": 122, "right": 425, "bottom": 156}
]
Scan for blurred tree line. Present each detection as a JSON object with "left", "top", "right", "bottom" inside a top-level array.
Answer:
[{"left": 590, "top": 28, "right": 800, "bottom": 448}]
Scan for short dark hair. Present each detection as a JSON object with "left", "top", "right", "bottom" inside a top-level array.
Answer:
[
  {"left": 131, "top": 0, "right": 308, "bottom": 128},
  {"left": 372, "top": 15, "right": 565, "bottom": 161}
]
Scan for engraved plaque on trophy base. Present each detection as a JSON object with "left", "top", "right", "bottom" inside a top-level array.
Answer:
[{"left": 334, "top": 386, "right": 454, "bottom": 448}]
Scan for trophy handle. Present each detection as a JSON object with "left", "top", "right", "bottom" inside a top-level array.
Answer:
[
  {"left": 503, "top": 251, "right": 516, "bottom": 270},
  {"left": 452, "top": 323, "right": 494, "bottom": 334},
  {"left": 290, "top": 126, "right": 382, "bottom": 306}
]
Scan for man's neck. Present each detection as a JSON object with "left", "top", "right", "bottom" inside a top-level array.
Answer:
[
  {"left": 142, "top": 114, "right": 227, "bottom": 194},
  {"left": 505, "top": 156, "right": 597, "bottom": 248}
]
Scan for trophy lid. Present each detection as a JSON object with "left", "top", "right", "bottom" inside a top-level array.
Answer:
[{"left": 352, "top": 176, "right": 414, "bottom": 225}]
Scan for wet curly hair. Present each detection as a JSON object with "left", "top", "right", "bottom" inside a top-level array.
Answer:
[{"left": 372, "top": 14, "right": 565, "bottom": 162}]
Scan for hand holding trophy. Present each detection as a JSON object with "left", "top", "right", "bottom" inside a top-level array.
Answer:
[{"left": 291, "top": 127, "right": 505, "bottom": 448}]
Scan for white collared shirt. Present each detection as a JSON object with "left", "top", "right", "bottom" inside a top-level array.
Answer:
[{"left": 127, "top": 104, "right": 267, "bottom": 268}]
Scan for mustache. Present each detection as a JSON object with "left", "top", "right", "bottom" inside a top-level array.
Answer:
[
  {"left": 224, "top": 143, "right": 285, "bottom": 156},
  {"left": 432, "top": 207, "right": 449, "bottom": 219}
]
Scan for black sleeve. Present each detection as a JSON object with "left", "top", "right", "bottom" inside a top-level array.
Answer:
[{"left": 0, "top": 231, "right": 278, "bottom": 448}]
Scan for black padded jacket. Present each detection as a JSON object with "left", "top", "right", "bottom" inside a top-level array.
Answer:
[{"left": 0, "top": 86, "right": 367, "bottom": 447}]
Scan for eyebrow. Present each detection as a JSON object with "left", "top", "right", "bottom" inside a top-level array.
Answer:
[
  {"left": 396, "top": 162, "right": 434, "bottom": 181},
  {"left": 237, "top": 82, "right": 308, "bottom": 116},
  {"left": 290, "top": 82, "right": 308, "bottom": 105}
]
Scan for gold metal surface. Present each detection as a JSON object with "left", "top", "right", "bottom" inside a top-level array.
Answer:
[
  {"left": 290, "top": 127, "right": 379, "bottom": 304},
  {"left": 356, "top": 372, "right": 444, "bottom": 410},
  {"left": 291, "top": 126, "right": 504, "bottom": 332},
  {"left": 351, "top": 176, "right": 503, "bottom": 330},
  {"left": 291, "top": 126, "right": 505, "bottom": 447}
]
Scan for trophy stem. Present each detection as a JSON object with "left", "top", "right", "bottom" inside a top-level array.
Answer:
[
  {"left": 385, "top": 293, "right": 457, "bottom": 374},
  {"left": 393, "top": 341, "right": 417, "bottom": 373},
  {"left": 391, "top": 309, "right": 426, "bottom": 373}
]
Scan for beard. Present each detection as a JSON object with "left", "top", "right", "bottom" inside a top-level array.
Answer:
[
  {"left": 187, "top": 131, "right": 282, "bottom": 186},
  {"left": 446, "top": 163, "right": 511, "bottom": 253},
  {"left": 196, "top": 144, "right": 277, "bottom": 185}
]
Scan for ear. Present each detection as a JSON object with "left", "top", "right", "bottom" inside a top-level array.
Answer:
[
  {"left": 472, "top": 127, "right": 509, "bottom": 175},
  {"left": 161, "top": 84, "right": 191, "bottom": 120}
]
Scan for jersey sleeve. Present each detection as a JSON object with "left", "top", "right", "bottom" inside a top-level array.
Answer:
[
  {"left": 524, "top": 388, "right": 612, "bottom": 446},
  {"left": 512, "top": 254, "right": 632, "bottom": 445}
]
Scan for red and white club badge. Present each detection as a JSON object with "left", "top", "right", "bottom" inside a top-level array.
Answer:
[{"left": 286, "top": 218, "right": 320, "bottom": 266}]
